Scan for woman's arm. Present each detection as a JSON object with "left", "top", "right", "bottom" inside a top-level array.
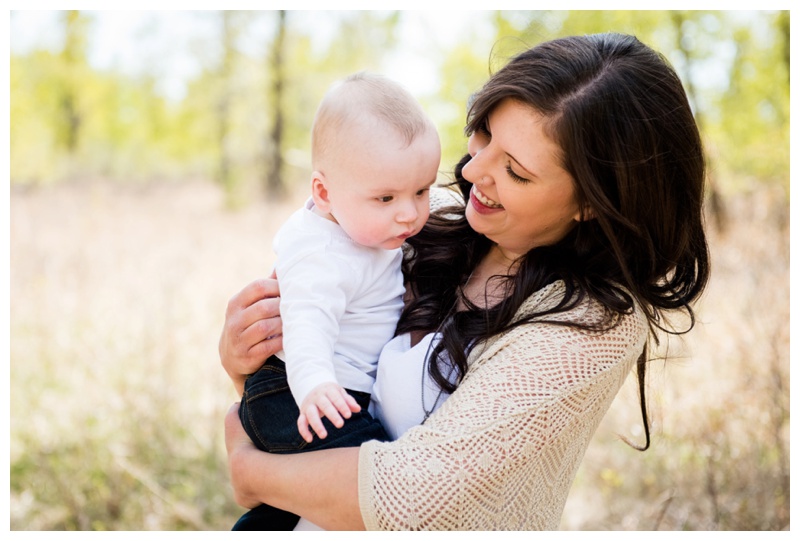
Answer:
[
  {"left": 225, "top": 403, "right": 365, "bottom": 530},
  {"left": 221, "top": 280, "right": 646, "bottom": 530},
  {"left": 358, "top": 294, "right": 649, "bottom": 530},
  {"left": 219, "top": 277, "right": 284, "bottom": 395}
]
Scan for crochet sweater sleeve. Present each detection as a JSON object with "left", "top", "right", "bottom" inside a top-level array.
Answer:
[{"left": 358, "top": 282, "right": 649, "bottom": 530}]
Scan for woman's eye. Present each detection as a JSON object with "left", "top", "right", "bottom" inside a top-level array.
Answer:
[{"left": 506, "top": 164, "right": 530, "bottom": 184}]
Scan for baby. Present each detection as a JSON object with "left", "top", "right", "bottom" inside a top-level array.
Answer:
[{"left": 234, "top": 72, "right": 441, "bottom": 530}]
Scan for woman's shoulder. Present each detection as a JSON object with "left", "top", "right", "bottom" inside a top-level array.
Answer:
[
  {"left": 472, "top": 281, "right": 649, "bottom": 371},
  {"left": 516, "top": 280, "right": 647, "bottom": 331}
]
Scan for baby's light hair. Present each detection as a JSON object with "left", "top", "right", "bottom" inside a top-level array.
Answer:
[{"left": 311, "top": 72, "right": 433, "bottom": 170}]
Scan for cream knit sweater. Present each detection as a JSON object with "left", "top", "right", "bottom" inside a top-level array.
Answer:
[{"left": 358, "top": 280, "right": 649, "bottom": 530}]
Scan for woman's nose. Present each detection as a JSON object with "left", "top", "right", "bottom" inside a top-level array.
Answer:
[
  {"left": 463, "top": 133, "right": 490, "bottom": 184},
  {"left": 461, "top": 153, "right": 487, "bottom": 185}
]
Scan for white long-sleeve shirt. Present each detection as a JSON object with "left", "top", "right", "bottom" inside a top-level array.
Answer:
[{"left": 273, "top": 199, "right": 405, "bottom": 408}]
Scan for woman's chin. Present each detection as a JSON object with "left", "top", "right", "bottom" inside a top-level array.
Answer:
[{"left": 465, "top": 205, "right": 489, "bottom": 235}]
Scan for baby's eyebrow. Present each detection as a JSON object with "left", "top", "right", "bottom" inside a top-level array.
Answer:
[
  {"left": 367, "top": 187, "right": 396, "bottom": 195},
  {"left": 419, "top": 177, "right": 438, "bottom": 189}
]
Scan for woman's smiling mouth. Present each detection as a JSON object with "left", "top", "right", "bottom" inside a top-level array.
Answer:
[{"left": 471, "top": 185, "right": 504, "bottom": 210}]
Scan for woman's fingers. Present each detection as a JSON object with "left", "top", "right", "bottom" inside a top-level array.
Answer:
[
  {"left": 221, "top": 281, "right": 284, "bottom": 379},
  {"left": 225, "top": 278, "right": 280, "bottom": 318},
  {"left": 239, "top": 297, "right": 282, "bottom": 343},
  {"left": 244, "top": 334, "right": 284, "bottom": 366}
]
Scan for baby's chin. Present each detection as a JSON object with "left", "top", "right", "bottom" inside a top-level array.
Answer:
[{"left": 368, "top": 238, "right": 406, "bottom": 251}]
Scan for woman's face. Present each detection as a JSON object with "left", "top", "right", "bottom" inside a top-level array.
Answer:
[{"left": 461, "top": 99, "right": 582, "bottom": 259}]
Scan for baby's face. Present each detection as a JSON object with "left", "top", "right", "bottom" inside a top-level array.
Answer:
[{"left": 321, "top": 125, "right": 441, "bottom": 250}]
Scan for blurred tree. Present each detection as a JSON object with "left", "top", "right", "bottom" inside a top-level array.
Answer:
[
  {"left": 708, "top": 11, "right": 789, "bottom": 188},
  {"left": 266, "top": 10, "right": 287, "bottom": 198},
  {"left": 669, "top": 11, "right": 727, "bottom": 231},
  {"left": 259, "top": 11, "right": 403, "bottom": 194},
  {"left": 10, "top": 10, "right": 786, "bottom": 196},
  {"left": 55, "top": 10, "right": 90, "bottom": 154},
  {"left": 174, "top": 10, "right": 402, "bottom": 200},
  {"left": 216, "top": 11, "right": 240, "bottom": 197},
  {"left": 10, "top": 51, "right": 58, "bottom": 183},
  {"left": 777, "top": 10, "right": 789, "bottom": 86}
]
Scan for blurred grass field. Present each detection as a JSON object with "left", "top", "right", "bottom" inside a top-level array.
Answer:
[{"left": 9, "top": 180, "right": 789, "bottom": 531}]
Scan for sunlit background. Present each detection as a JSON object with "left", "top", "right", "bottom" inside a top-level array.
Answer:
[{"left": 8, "top": 9, "right": 790, "bottom": 531}]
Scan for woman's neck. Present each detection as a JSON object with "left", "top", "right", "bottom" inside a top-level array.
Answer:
[{"left": 460, "top": 244, "right": 519, "bottom": 309}]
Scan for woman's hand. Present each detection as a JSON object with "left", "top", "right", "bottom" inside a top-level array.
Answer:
[
  {"left": 224, "top": 403, "right": 262, "bottom": 509},
  {"left": 225, "top": 403, "right": 365, "bottom": 529},
  {"left": 219, "top": 276, "right": 283, "bottom": 395}
]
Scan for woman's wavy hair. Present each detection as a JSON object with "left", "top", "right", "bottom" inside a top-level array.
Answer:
[{"left": 396, "top": 33, "right": 710, "bottom": 450}]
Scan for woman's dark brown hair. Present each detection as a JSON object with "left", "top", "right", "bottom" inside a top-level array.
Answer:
[{"left": 397, "top": 33, "right": 710, "bottom": 450}]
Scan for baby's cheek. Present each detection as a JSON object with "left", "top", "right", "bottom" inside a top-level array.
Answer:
[{"left": 348, "top": 226, "right": 384, "bottom": 249}]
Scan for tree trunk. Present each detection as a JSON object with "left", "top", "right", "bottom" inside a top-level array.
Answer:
[
  {"left": 266, "top": 10, "right": 287, "bottom": 199},
  {"left": 59, "top": 10, "right": 87, "bottom": 154},
  {"left": 671, "top": 11, "right": 726, "bottom": 233},
  {"left": 216, "top": 11, "right": 236, "bottom": 194}
]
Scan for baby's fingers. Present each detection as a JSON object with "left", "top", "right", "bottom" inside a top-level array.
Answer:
[
  {"left": 306, "top": 405, "right": 330, "bottom": 439},
  {"left": 343, "top": 391, "right": 361, "bottom": 414},
  {"left": 297, "top": 413, "right": 314, "bottom": 443},
  {"left": 328, "top": 390, "right": 359, "bottom": 420},
  {"left": 318, "top": 396, "right": 345, "bottom": 429}
]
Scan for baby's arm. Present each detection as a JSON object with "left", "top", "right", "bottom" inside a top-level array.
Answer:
[
  {"left": 297, "top": 381, "right": 362, "bottom": 442},
  {"left": 275, "top": 223, "right": 368, "bottom": 442}
]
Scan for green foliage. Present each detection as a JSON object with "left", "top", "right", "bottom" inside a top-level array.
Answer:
[
  {"left": 503, "top": 10, "right": 789, "bottom": 191},
  {"left": 9, "top": 10, "right": 787, "bottom": 194},
  {"left": 707, "top": 14, "right": 789, "bottom": 185},
  {"left": 428, "top": 44, "right": 489, "bottom": 177}
]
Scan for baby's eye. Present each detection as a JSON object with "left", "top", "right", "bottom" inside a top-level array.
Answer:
[
  {"left": 377, "top": 195, "right": 393, "bottom": 203},
  {"left": 415, "top": 188, "right": 429, "bottom": 197}
]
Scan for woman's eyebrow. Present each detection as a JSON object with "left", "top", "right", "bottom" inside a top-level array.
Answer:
[
  {"left": 506, "top": 151, "right": 539, "bottom": 179},
  {"left": 487, "top": 113, "right": 539, "bottom": 178}
]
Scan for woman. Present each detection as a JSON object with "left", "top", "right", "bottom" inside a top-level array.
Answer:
[{"left": 220, "top": 33, "right": 709, "bottom": 530}]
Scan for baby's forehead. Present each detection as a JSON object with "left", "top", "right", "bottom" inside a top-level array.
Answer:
[{"left": 333, "top": 113, "right": 412, "bottom": 149}]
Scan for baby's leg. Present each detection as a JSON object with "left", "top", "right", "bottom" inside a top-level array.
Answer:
[{"left": 238, "top": 356, "right": 307, "bottom": 453}]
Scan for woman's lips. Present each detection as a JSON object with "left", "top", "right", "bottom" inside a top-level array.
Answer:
[{"left": 470, "top": 185, "right": 504, "bottom": 213}]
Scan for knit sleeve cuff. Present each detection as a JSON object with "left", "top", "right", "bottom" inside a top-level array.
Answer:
[{"left": 358, "top": 440, "right": 380, "bottom": 531}]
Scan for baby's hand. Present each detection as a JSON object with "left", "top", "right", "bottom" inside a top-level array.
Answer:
[{"left": 297, "top": 382, "right": 361, "bottom": 443}]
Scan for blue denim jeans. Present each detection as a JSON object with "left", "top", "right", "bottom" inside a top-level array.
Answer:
[{"left": 234, "top": 355, "right": 389, "bottom": 531}]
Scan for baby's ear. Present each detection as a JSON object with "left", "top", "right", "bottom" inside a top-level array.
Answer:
[{"left": 311, "top": 171, "right": 331, "bottom": 212}]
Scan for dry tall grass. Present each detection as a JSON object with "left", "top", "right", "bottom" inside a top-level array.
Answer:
[{"left": 9, "top": 180, "right": 789, "bottom": 530}]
